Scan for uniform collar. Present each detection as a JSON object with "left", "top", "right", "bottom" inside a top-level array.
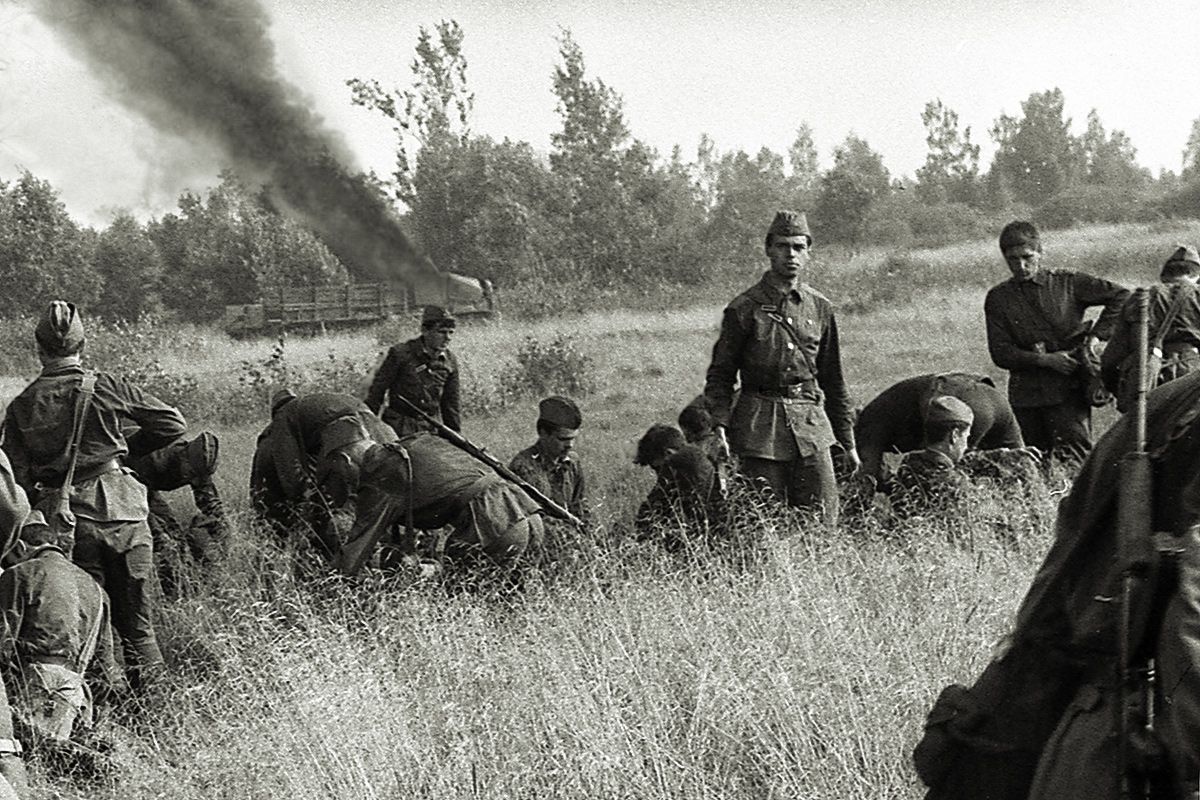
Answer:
[
  {"left": 533, "top": 442, "right": 571, "bottom": 466},
  {"left": 1009, "top": 270, "right": 1047, "bottom": 287},
  {"left": 38, "top": 355, "right": 83, "bottom": 376},
  {"left": 754, "top": 272, "right": 804, "bottom": 304}
]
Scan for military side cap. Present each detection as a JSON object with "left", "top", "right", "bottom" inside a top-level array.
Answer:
[
  {"left": 421, "top": 305, "right": 457, "bottom": 329},
  {"left": 1165, "top": 244, "right": 1200, "bottom": 270},
  {"left": 767, "top": 210, "right": 811, "bottom": 240},
  {"left": 926, "top": 395, "right": 975, "bottom": 427},
  {"left": 270, "top": 388, "right": 298, "bottom": 415},
  {"left": 539, "top": 396, "right": 582, "bottom": 430},
  {"left": 34, "top": 300, "right": 85, "bottom": 355}
]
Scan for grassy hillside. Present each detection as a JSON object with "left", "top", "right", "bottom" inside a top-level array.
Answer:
[{"left": 0, "top": 218, "right": 1190, "bottom": 798}]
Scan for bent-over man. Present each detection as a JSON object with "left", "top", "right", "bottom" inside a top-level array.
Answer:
[
  {"left": 704, "top": 210, "right": 859, "bottom": 524},
  {"left": 632, "top": 424, "right": 724, "bottom": 551}
]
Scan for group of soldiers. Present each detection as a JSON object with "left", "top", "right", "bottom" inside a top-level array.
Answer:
[{"left": 0, "top": 207, "right": 1197, "bottom": 797}]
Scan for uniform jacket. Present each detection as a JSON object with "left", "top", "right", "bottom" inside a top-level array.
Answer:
[
  {"left": 1101, "top": 281, "right": 1200, "bottom": 395},
  {"left": 984, "top": 270, "right": 1127, "bottom": 408},
  {"left": 508, "top": 445, "right": 588, "bottom": 522},
  {"left": 0, "top": 545, "right": 122, "bottom": 693},
  {"left": 856, "top": 372, "right": 1024, "bottom": 482},
  {"left": 250, "top": 393, "right": 396, "bottom": 524},
  {"left": 634, "top": 445, "right": 722, "bottom": 547},
  {"left": 365, "top": 338, "right": 461, "bottom": 432},
  {"left": 704, "top": 273, "right": 855, "bottom": 460},
  {"left": 0, "top": 452, "right": 28, "bottom": 562},
  {"left": 884, "top": 448, "right": 970, "bottom": 521}
]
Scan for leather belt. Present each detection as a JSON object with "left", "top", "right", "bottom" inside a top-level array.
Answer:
[{"left": 39, "top": 457, "right": 121, "bottom": 489}]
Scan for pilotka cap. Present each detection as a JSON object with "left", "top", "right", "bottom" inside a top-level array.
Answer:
[
  {"left": 421, "top": 305, "right": 457, "bottom": 330},
  {"left": 767, "top": 210, "right": 812, "bottom": 242},
  {"left": 1164, "top": 245, "right": 1200, "bottom": 270},
  {"left": 35, "top": 300, "right": 84, "bottom": 356},
  {"left": 539, "top": 396, "right": 582, "bottom": 430},
  {"left": 926, "top": 395, "right": 975, "bottom": 427}
]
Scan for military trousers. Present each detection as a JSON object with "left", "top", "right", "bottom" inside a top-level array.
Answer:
[
  {"left": 72, "top": 520, "right": 163, "bottom": 689},
  {"left": 1014, "top": 397, "right": 1092, "bottom": 469},
  {"left": 739, "top": 449, "right": 838, "bottom": 526},
  {"left": 445, "top": 481, "right": 545, "bottom": 569}
]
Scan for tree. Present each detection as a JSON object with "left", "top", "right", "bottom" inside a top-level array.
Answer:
[
  {"left": 915, "top": 99, "right": 981, "bottom": 206},
  {"left": 1078, "top": 110, "right": 1148, "bottom": 190},
  {"left": 705, "top": 146, "right": 793, "bottom": 265},
  {"left": 787, "top": 123, "right": 821, "bottom": 203},
  {"left": 1182, "top": 117, "right": 1200, "bottom": 182},
  {"left": 815, "top": 134, "right": 892, "bottom": 247},
  {"left": 347, "top": 19, "right": 474, "bottom": 204},
  {"left": 92, "top": 212, "right": 162, "bottom": 321},
  {"left": 988, "top": 89, "right": 1081, "bottom": 206},
  {"left": 0, "top": 171, "right": 100, "bottom": 315}
]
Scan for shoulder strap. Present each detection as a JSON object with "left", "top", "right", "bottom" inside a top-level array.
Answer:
[
  {"left": 761, "top": 306, "right": 820, "bottom": 378},
  {"left": 1150, "top": 284, "right": 1194, "bottom": 351},
  {"left": 60, "top": 371, "right": 98, "bottom": 488}
]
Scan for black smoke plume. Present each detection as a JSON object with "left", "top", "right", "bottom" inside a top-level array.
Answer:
[{"left": 31, "top": 0, "right": 433, "bottom": 282}]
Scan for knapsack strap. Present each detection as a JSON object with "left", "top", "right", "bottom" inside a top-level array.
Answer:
[{"left": 60, "top": 371, "right": 98, "bottom": 489}]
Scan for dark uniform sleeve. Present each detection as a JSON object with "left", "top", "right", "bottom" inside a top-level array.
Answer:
[
  {"left": 441, "top": 354, "right": 462, "bottom": 432},
  {"left": 106, "top": 374, "right": 188, "bottom": 452},
  {"left": 571, "top": 463, "right": 590, "bottom": 524},
  {"left": 704, "top": 305, "right": 748, "bottom": 427},
  {"left": 1074, "top": 273, "right": 1130, "bottom": 341},
  {"left": 365, "top": 348, "right": 399, "bottom": 413},
  {"left": 0, "top": 450, "right": 29, "bottom": 559},
  {"left": 984, "top": 288, "right": 1046, "bottom": 371},
  {"left": 1100, "top": 295, "right": 1136, "bottom": 394},
  {"left": 1, "top": 410, "right": 35, "bottom": 496},
  {"left": 815, "top": 310, "right": 855, "bottom": 450}
]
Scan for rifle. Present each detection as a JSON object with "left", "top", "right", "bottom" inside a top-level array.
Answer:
[
  {"left": 387, "top": 394, "right": 584, "bottom": 528},
  {"left": 1117, "top": 287, "right": 1156, "bottom": 800}
]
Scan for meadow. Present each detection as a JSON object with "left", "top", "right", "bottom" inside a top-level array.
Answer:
[{"left": 3, "top": 219, "right": 1200, "bottom": 798}]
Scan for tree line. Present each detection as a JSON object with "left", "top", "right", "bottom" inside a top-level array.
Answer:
[{"left": 4, "top": 20, "right": 1200, "bottom": 322}]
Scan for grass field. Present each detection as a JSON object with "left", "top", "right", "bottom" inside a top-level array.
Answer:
[{"left": 1, "top": 219, "right": 1195, "bottom": 798}]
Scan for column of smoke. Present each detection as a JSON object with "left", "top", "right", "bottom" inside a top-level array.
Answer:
[{"left": 30, "top": 0, "right": 435, "bottom": 283}]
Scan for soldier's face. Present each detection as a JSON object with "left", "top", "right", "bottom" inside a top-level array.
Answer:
[
  {"left": 423, "top": 326, "right": 453, "bottom": 352},
  {"left": 1004, "top": 245, "right": 1042, "bottom": 281},
  {"left": 766, "top": 235, "right": 810, "bottom": 280},
  {"left": 948, "top": 427, "right": 970, "bottom": 462},
  {"left": 538, "top": 427, "right": 578, "bottom": 460}
]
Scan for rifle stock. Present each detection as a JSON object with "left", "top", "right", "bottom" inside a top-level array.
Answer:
[{"left": 387, "top": 395, "right": 584, "bottom": 528}]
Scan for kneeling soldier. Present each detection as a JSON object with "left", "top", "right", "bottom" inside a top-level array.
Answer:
[
  {"left": 633, "top": 424, "right": 724, "bottom": 551},
  {"left": 884, "top": 396, "right": 974, "bottom": 521},
  {"left": 508, "top": 397, "right": 589, "bottom": 526}
]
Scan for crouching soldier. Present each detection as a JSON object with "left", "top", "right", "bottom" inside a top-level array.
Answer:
[
  {"left": 336, "top": 432, "right": 544, "bottom": 579},
  {"left": 883, "top": 396, "right": 975, "bottom": 521},
  {"left": 250, "top": 390, "right": 398, "bottom": 562},
  {"left": 126, "top": 429, "right": 227, "bottom": 596},
  {"left": 633, "top": 424, "right": 725, "bottom": 552},
  {"left": 0, "top": 453, "right": 29, "bottom": 797},
  {"left": 0, "top": 512, "right": 124, "bottom": 780},
  {"left": 508, "top": 397, "right": 589, "bottom": 526}
]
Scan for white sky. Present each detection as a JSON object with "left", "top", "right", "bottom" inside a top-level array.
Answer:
[{"left": 1, "top": 0, "right": 1198, "bottom": 226}]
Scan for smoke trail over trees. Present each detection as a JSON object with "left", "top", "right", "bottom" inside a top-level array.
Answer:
[{"left": 30, "top": 0, "right": 432, "bottom": 281}]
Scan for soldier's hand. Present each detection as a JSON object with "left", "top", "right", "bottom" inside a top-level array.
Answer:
[
  {"left": 1041, "top": 351, "right": 1079, "bottom": 375},
  {"left": 843, "top": 447, "right": 862, "bottom": 476},
  {"left": 714, "top": 425, "right": 732, "bottom": 461}
]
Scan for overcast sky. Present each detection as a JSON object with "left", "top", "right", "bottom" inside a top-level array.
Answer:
[{"left": 1, "top": 0, "right": 1197, "bottom": 226}]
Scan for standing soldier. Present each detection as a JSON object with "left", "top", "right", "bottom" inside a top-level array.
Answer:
[
  {"left": 1102, "top": 244, "right": 1200, "bottom": 409},
  {"left": 366, "top": 305, "right": 461, "bottom": 437},
  {"left": 508, "top": 397, "right": 589, "bottom": 525},
  {"left": 703, "top": 210, "right": 859, "bottom": 525},
  {"left": 984, "top": 220, "right": 1128, "bottom": 467},
  {"left": 2, "top": 302, "right": 184, "bottom": 690}
]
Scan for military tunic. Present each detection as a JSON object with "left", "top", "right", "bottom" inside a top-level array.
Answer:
[
  {"left": 338, "top": 434, "right": 543, "bottom": 574},
  {"left": 508, "top": 445, "right": 588, "bottom": 523},
  {"left": 250, "top": 392, "right": 397, "bottom": 556},
  {"left": 366, "top": 338, "right": 461, "bottom": 436},
  {"left": 0, "top": 545, "right": 122, "bottom": 742},
  {"left": 704, "top": 273, "right": 854, "bottom": 521},
  {"left": 1101, "top": 281, "right": 1200, "bottom": 400},
  {"left": 984, "top": 269, "right": 1127, "bottom": 464},
  {"left": 2, "top": 359, "right": 186, "bottom": 686},
  {"left": 634, "top": 444, "right": 723, "bottom": 551},
  {"left": 884, "top": 448, "right": 970, "bottom": 521}
]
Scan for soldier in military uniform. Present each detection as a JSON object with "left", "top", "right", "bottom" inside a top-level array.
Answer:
[
  {"left": 0, "top": 512, "right": 124, "bottom": 778},
  {"left": 632, "top": 424, "right": 723, "bottom": 551},
  {"left": 2, "top": 302, "right": 185, "bottom": 690},
  {"left": 0, "top": 453, "right": 29, "bottom": 796},
  {"left": 1102, "top": 244, "right": 1200, "bottom": 407},
  {"left": 507, "top": 397, "right": 589, "bottom": 525},
  {"left": 703, "top": 210, "right": 859, "bottom": 525},
  {"left": 984, "top": 220, "right": 1128, "bottom": 467},
  {"left": 366, "top": 305, "right": 461, "bottom": 437},
  {"left": 336, "top": 432, "right": 544, "bottom": 577},
  {"left": 883, "top": 396, "right": 974, "bottom": 521},
  {"left": 250, "top": 390, "right": 398, "bottom": 560}
]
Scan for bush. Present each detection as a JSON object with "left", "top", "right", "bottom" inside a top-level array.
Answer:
[{"left": 499, "top": 334, "right": 595, "bottom": 400}]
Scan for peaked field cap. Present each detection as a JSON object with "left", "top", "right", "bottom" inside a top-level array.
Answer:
[
  {"left": 926, "top": 395, "right": 975, "bottom": 427},
  {"left": 35, "top": 300, "right": 85, "bottom": 355},
  {"left": 271, "top": 389, "right": 298, "bottom": 414},
  {"left": 538, "top": 396, "right": 582, "bottom": 429},
  {"left": 999, "top": 220, "right": 1041, "bottom": 253},
  {"left": 422, "top": 305, "right": 457, "bottom": 328},
  {"left": 767, "top": 210, "right": 811, "bottom": 240},
  {"left": 1165, "top": 244, "right": 1200, "bottom": 269}
]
